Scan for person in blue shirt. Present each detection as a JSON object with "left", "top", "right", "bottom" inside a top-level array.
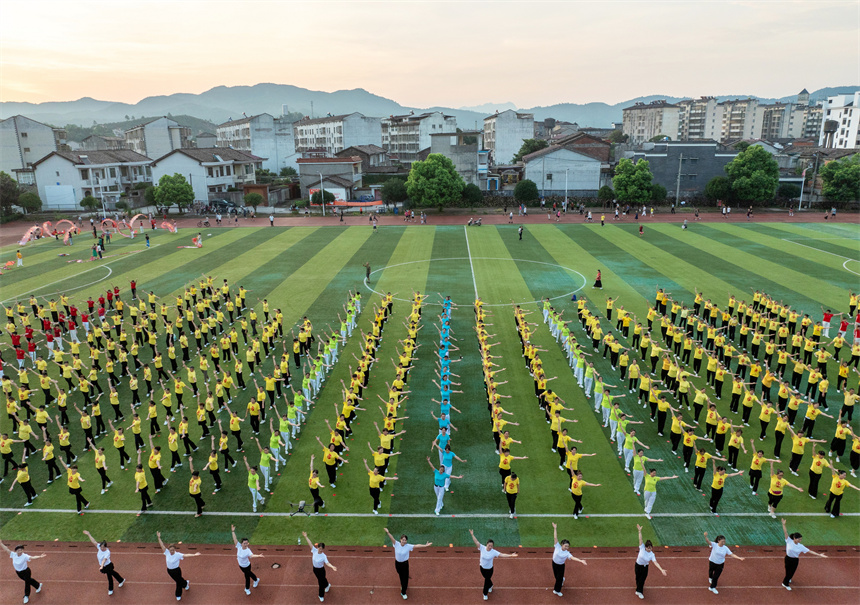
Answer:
[
  {"left": 431, "top": 411, "right": 457, "bottom": 434},
  {"left": 431, "top": 428, "right": 451, "bottom": 465},
  {"left": 427, "top": 457, "right": 462, "bottom": 515},
  {"left": 433, "top": 443, "right": 467, "bottom": 489}
]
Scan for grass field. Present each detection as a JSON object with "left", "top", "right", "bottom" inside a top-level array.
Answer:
[{"left": 0, "top": 220, "right": 858, "bottom": 551}]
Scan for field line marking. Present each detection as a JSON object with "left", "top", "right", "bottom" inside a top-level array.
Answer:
[
  {"left": 780, "top": 238, "right": 860, "bottom": 277},
  {"left": 463, "top": 226, "right": 479, "bottom": 299},
  {"left": 3, "top": 507, "right": 856, "bottom": 518}
]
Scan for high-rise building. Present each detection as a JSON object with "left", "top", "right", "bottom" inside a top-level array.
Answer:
[{"left": 621, "top": 101, "right": 679, "bottom": 145}]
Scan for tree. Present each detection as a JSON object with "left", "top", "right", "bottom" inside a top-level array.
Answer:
[
  {"left": 244, "top": 192, "right": 264, "bottom": 212},
  {"left": 513, "top": 179, "right": 539, "bottom": 204},
  {"left": 279, "top": 166, "right": 297, "bottom": 178},
  {"left": 144, "top": 185, "right": 157, "bottom": 206},
  {"left": 154, "top": 173, "right": 194, "bottom": 213},
  {"left": 381, "top": 178, "right": 408, "bottom": 205},
  {"left": 820, "top": 154, "right": 860, "bottom": 202},
  {"left": 733, "top": 141, "right": 751, "bottom": 151},
  {"left": 724, "top": 145, "right": 779, "bottom": 202},
  {"left": 649, "top": 135, "right": 671, "bottom": 142},
  {"left": 650, "top": 184, "right": 667, "bottom": 203},
  {"left": 0, "top": 171, "right": 21, "bottom": 217},
  {"left": 17, "top": 192, "right": 42, "bottom": 214},
  {"left": 512, "top": 139, "right": 549, "bottom": 163},
  {"left": 405, "top": 154, "right": 464, "bottom": 210},
  {"left": 255, "top": 169, "right": 277, "bottom": 184},
  {"left": 612, "top": 158, "right": 653, "bottom": 204},
  {"left": 462, "top": 183, "right": 482, "bottom": 208},
  {"left": 311, "top": 189, "right": 335, "bottom": 204},
  {"left": 597, "top": 185, "right": 615, "bottom": 202},
  {"left": 704, "top": 176, "right": 732, "bottom": 203},
  {"left": 80, "top": 195, "right": 101, "bottom": 212},
  {"left": 607, "top": 130, "right": 629, "bottom": 144},
  {"left": 776, "top": 183, "right": 801, "bottom": 200}
]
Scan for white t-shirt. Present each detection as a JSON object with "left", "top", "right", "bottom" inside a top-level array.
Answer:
[
  {"left": 785, "top": 538, "right": 810, "bottom": 558},
  {"left": 552, "top": 543, "right": 575, "bottom": 565},
  {"left": 708, "top": 542, "right": 732, "bottom": 565},
  {"left": 393, "top": 542, "right": 414, "bottom": 563},
  {"left": 164, "top": 550, "right": 184, "bottom": 569},
  {"left": 97, "top": 547, "right": 112, "bottom": 567},
  {"left": 10, "top": 552, "right": 30, "bottom": 572},
  {"left": 236, "top": 542, "right": 253, "bottom": 567},
  {"left": 635, "top": 544, "right": 656, "bottom": 566},
  {"left": 311, "top": 546, "right": 328, "bottom": 569},
  {"left": 479, "top": 545, "right": 501, "bottom": 569}
]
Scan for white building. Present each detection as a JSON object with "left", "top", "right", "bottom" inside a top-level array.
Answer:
[
  {"left": 483, "top": 110, "right": 534, "bottom": 166},
  {"left": 381, "top": 111, "right": 457, "bottom": 162},
  {"left": 429, "top": 131, "right": 488, "bottom": 188},
  {"left": 32, "top": 149, "right": 152, "bottom": 210},
  {"left": 215, "top": 113, "right": 298, "bottom": 173},
  {"left": 293, "top": 113, "right": 382, "bottom": 156},
  {"left": 522, "top": 146, "right": 602, "bottom": 195},
  {"left": 296, "top": 157, "right": 363, "bottom": 201},
  {"left": 150, "top": 148, "right": 263, "bottom": 202},
  {"left": 124, "top": 117, "right": 192, "bottom": 160},
  {"left": 0, "top": 115, "right": 69, "bottom": 185},
  {"left": 622, "top": 101, "right": 680, "bottom": 145},
  {"left": 819, "top": 92, "right": 860, "bottom": 149}
]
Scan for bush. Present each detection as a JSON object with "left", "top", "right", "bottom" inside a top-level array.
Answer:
[
  {"left": 462, "top": 183, "right": 482, "bottom": 207},
  {"left": 651, "top": 184, "right": 667, "bottom": 203},
  {"left": 514, "top": 179, "right": 539, "bottom": 204},
  {"left": 597, "top": 185, "right": 614, "bottom": 202},
  {"left": 777, "top": 183, "right": 801, "bottom": 200}
]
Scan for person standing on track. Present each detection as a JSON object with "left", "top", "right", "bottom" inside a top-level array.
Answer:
[
  {"left": 1, "top": 541, "right": 44, "bottom": 604},
  {"left": 231, "top": 525, "right": 263, "bottom": 596},
  {"left": 156, "top": 531, "right": 200, "bottom": 601},
  {"left": 780, "top": 518, "right": 828, "bottom": 591},
  {"left": 383, "top": 527, "right": 432, "bottom": 600},
  {"left": 468, "top": 529, "right": 518, "bottom": 601},
  {"left": 550, "top": 522, "right": 587, "bottom": 597},
  {"left": 302, "top": 532, "right": 337, "bottom": 602},
  {"left": 703, "top": 531, "right": 744, "bottom": 594},
  {"left": 634, "top": 524, "right": 667, "bottom": 600},
  {"left": 82, "top": 530, "right": 125, "bottom": 596}
]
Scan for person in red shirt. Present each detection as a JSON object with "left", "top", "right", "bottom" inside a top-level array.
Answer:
[
  {"left": 16, "top": 347, "right": 26, "bottom": 368},
  {"left": 11, "top": 333, "right": 21, "bottom": 348},
  {"left": 27, "top": 340, "right": 36, "bottom": 364},
  {"left": 87, "top": 297, "right": 95, "bottom": 312},
  {"left": 106, "top": 290, "right": 114, "bottom": 309},
  {"left": 130, "top": 280, "right": 137, "bottom": 299},
  {"left": 24, "top": 326, "right": 34, "bottom": 342},
  {"left": 81, "top": 313, "right": 90, "bottom": 333},
  {"left": 98, "top": 295, "right": 105, "bottom": 309},
  {"left": 113, "top": 285, "right": 120, "bottom": 299}
]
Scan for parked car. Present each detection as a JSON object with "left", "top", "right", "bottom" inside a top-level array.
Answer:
[{"left": 210, "top": 199, "right": 238, "bottom": 210}]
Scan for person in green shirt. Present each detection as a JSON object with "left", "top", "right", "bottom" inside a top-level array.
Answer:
[
  {"left": 253, "top": 438, "right": 273, "bottom": 492},
  {"left": 242, "top": 456, "right": 265, "bottom": 512}
]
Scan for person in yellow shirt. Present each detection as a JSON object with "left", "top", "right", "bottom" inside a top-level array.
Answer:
[
  {"left": 708, "top": 461, "right": 744, "bottom": 515},
  {"left": 58, "top": 458, "right": 89, "bottom": 514},
  {"left": 569, "top": 470, "right": 601, "bottom": 520},
  {"left": 787, "top": 426, "right": 827, "bottom": 476},
  {"left": 133, "top": 450, "right": 153, "bottom": 514},
  {"left": 362, "top": 458, "right": 398, "bottom": 514},
  {"left": 747, "top": 444, "right": 778, "bottom": 495},
  {"left": 91, "top": 445, "right": 112, "bottom": 494},
  {"left": 7, "top": 461, "right": 37, "bottom": 505},
  {"left": 766, "top": 461, "right": 802, "bottom": 518},
  {"left": 188, "top": 458, "right": 205, "bottom": 517},
  {"left": 824, "top": 468, "right": 860, "bottom": 518},
  {"left": 806, "top": 450, "right": 831, "bottom": 499},
  {"left": 308, "top": 454, "right": 325, "bottom": 514}
]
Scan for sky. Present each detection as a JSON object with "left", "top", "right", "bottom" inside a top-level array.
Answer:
[{"left": 2, "top": 0, "right": 858, "bottom": 108}]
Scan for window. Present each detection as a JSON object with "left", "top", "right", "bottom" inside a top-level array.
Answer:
[
  {"left": 20, "top": 132, "right": 27, "bottom": 138},
  {"left": 23, "top": 148, "right": 30, "bottom": 153},
  {"left": 689, "top": 158, "right": 698, "bottom": 165}
]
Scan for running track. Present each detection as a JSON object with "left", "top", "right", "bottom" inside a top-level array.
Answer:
[{"left": 2, "top": 542, "right": 858, "bottom": 604}]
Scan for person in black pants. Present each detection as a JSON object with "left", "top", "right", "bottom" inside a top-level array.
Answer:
[
  {"left": 231, "top": 525, "right": 262, "bottom": 596},
  {"left": 384, "top": 527, "right": 432, "bottom": 599},
  {"left": 780, "top": 518, "right": 828, "bottom": 590},
  {"left": 468, "top": 529, "right": 518, "bottom": 600},
  {"left": 634, "top": 524, "right": 667, "bottom": 599},
  {"left": 1, "top": 541, "right": 44, "bottom": 603},
  {"left": 703, "top": 531, "right": 745, "bottom": 595},
  {"left": 83, "top": 530, "right": 125, "bottom": 596},
  {"left": 824, "top": 469, "right": 860, "bottom": 518},
  {"left": 302, "top": 532, "right": 336, "bottom": 602},
  {"left": 157, "top": 531, "right": 200, "bottom": 601},
  {"left": 550, "top": 522, "right": 587, "bottom": 597},
  {"left": 308, "top": 456, "right": 326, "bottom": 514}
]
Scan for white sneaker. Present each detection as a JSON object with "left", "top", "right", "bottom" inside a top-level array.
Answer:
[
  {"left": 711, "top": 588, "right": 719, "bottom": 594},
  {"left": 325, "top": 584, "right": 331, "bottom": 593},
  {"left": 253, "top": 579, "right": 259, "bottom": 588},
  {"left": 782, "top": 584, "right": 792, "bottom": 591},
  {"left": 109, "top": 590, "right": 113, "bottom": 595},
  {"left": 636, "top": 592, "right": 644, "bottom": 599},
  {"left": 402, "top": 594, "right": 408, "bottom": 600},
  {"left": 553, "top": 590, "right": 563, "bottom": 596},
  {"left": 483, "top": 597, "right": 488, "bottom": 601},
  {"left": 245, "top": 588, "right": 251, "bottom": 595}
]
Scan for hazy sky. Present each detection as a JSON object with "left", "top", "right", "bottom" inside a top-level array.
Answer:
[{"left": 2, "top": 0, "right": 858, "bottom": 107}]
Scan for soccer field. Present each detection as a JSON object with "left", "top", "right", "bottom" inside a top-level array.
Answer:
[{"left": 1, "top": 220, "right": 858, "bottom": 550}]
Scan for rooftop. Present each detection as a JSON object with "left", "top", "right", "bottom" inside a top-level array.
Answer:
[
  {"left": 152, "top": 147, "right": 263, "bottom": 164},
  {"left": 33, "top": 149, "right": 152, "bottom": 167}
]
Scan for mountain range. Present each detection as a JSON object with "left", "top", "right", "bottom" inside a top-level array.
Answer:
[{"left": 2, "top": 84, "right": 857, "bottom": 131}]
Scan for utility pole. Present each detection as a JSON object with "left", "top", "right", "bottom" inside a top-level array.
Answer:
[
  {"left": 808, "top": 153, "right": 821, "bottom": 209},
  {"left": 319, "top": 172, "right": 326, "bottom": 217},
  {"left": 674, "top": 153, "right": 684, "bottom": 205}
]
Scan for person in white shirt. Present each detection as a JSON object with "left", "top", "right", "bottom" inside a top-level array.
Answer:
[
  {"left": 302, "top": 532, "right": 337, "bottom": 602},
  {"left": 468, "top": 529, "right": 518, "bottom": 601},
  {"left": 634, "top": 524, "right": 667, "bottom": 599},
  {"left": 550, "top": 522, "right": 587, "bottom": 597},
  {"left": 231, "top": 525, "right": 263, "bottom": 596},
  {"left": 0, "top": 541, "right": 44, "bottom": 604},
  {"left": 703, "top": 531, "right": 745, "bottom": 594},
  {"left": 157, "top": 531, "right": 201, "bottom": 601},
  {"left": 781, "top": 518, "right": 827, "bottom": 591},
  {"left": 384, "top": 527, "right": 432, "bottom": 600},
  {"left": 83, "top": 530, "right": 125, "bottom": 596}
]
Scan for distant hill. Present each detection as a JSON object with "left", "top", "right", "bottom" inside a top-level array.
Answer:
[{"left": 2, "top": 84, "right": 857, "bottom": 130}]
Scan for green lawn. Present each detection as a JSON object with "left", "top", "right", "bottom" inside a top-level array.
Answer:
[{"left": 0, "top": 221, "right": 858, "bottom": 549}]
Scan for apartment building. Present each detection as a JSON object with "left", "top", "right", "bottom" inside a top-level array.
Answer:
[
  {"left": 381, "top": 111, "right": 457, "bottom": 162},
  {"left": 483, "top": 110, "right": 534, "bottom": 166},
  {"left": 621, "top": 101, "right": 680, "bottom": 144},
  {"left": 124, "top": 117, "right": 191, "bottom": 160},
  {"left": 819, "top": 92, "right": 860, "bottom": 149},
  {"left": 216, "top": 113, "right": 298, "bottom": 173},
  {"left": 292, "top": 113, "right": 382, "bottom": 156},
  {"left": 0, "top": 115, "right": 69, "bottom": 185}
]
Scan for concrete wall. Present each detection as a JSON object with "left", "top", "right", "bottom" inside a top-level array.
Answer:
[
  {"left": 523, "top": 148, "right": 601, "bottom": 193},
  {"left": 629, "top": 142, "right": 737, "bottom": 199},
  {"left": 489, "top": 111, "right": 535, "bottom": 166},
  {"left": 151, "top": 154, "right": 209, "bottom": 201},
  {"left": 34, "top": 154, "right": 81, "bottom": 208},
  {"left": 342, "top": 114, "right": 382, "bottom": 150}
]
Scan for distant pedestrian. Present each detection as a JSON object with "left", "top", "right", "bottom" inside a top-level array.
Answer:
[
  {"left": 639, "top": 225, "right": 644, "bottom": 237},
  {"left": 592, "top": 270, "right": 602, "bottom": 289},
  {"left": 16, "top": 250, "right": 23, "bottom": 267},
  {"left": 83, "top": 530, "right": 125, "bottom": 596},
  {"left": 634, "top": 524, "right": 667, "bottom": 599},
  {"left": 269, "top": 214, "right": 274, "bottom": 227},
  {"left": 145, "top": 234, "right": 150, "bottom": 248},
  {"left": 518, "top": 226, "right": 523, "bottom": 240},
  {"left": 383, "top": 527, "right": 432, "bottom": 599},
  {"left": 1, "top": 541, "right": 44, "bottom": 604},
  {"left": 364, "top": 263, "right": 371, "bottom": 280},
  {"left": 468, "top": 529, "right": 518, "bottom": 601},
  {"left": 509, "top": 212, "right": 513, "bottom": 223}
]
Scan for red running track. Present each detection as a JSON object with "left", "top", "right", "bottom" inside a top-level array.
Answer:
[{"left": 1, "top": 542, "right": 858, "bottom": 604}]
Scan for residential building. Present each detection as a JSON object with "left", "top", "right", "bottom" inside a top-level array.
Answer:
[
  {"left": 621, "top": 101, "right": 680, "bottom": 145},
  {"left": 335, "top": 145, "right": 389, "bottom": 173},
  {"left": 296, "top": 156, "right": 363, "bottom": 201},
  {"left": 292, "top": 113, "right": 382, "bottom": 156},
  {"left": 429, "top": 131, "right": 488, "bottom": 188},
  {"left": 626, "top": 141, "right": 737, "bottom": 200},
  {"left": 676, "top": 97, "right": 722, "bottom": 141},
  {"left": 215, "top": 113, "right": 298, "bottom": 173},
  {"left": 31, "top": 149, "right": 152, "bottom": 210},
  {"left": 80, "top": 135, "right": 127, "bottom": 151},
  {"left": 196, "top": 132, "right": 217, "bottom": 148},
  {"left": 483, "top": 110, "right": 534, "bottom": 166},
  {"left": 124, "top": 117, "right": 192, "bottom": 160},
  {"left": 819, "top": 92, "right": 860, "bottom": 149},
  {"left": 717, "top": 99, "right": 764, "bottom": 141},
  {"left": 381, "top": 111, "right": 457, "bottom": 163},
  {"left": 522, "top": 146, "right": 602, "bottom": 196},
  {"left": 150, "top": 148, "right": 263, "bottom": 202},
  {"left": 551, "top": 132, "right": 612, "bottom": 163},
  {"left": 0, "top": 115, "right": 69, "bottom": 185}
]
